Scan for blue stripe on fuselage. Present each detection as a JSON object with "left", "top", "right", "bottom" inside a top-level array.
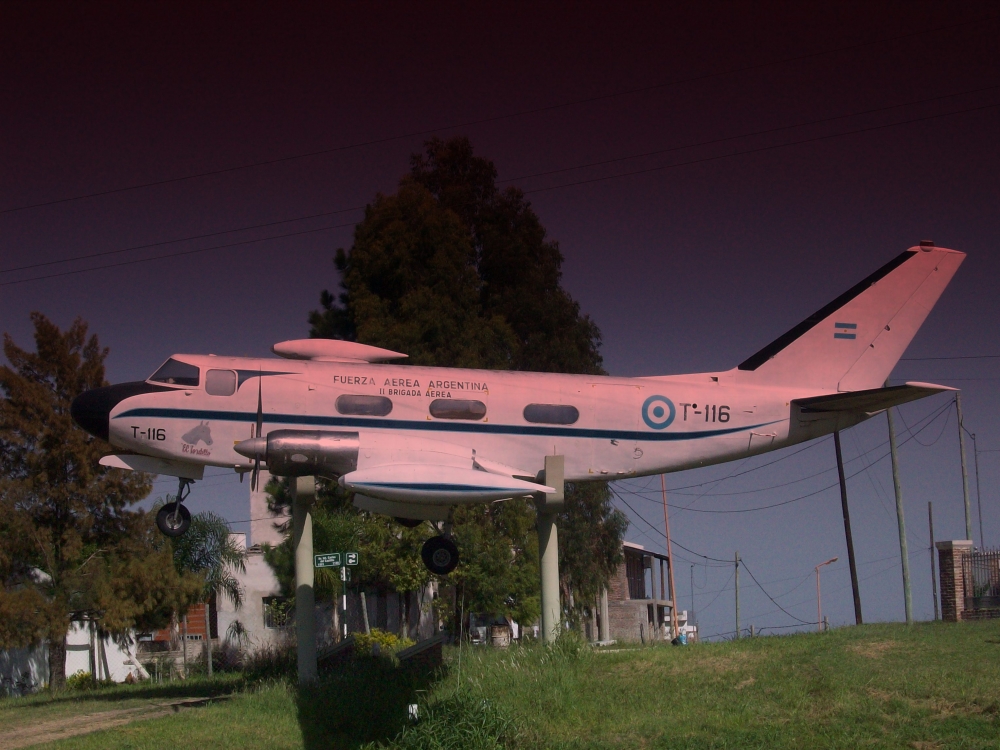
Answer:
[{"left": 114, "top": 407, "right": 780, "bottom": 442}]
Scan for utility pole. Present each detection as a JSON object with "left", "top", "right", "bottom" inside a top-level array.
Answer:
[
  {"left": 690, "top": 565, "right": 695, "bottom": 626},
  {"left": 734, "top": 551, "right": 740, "bottom": 639},
  {"left": 971, "top": 431, "right": 985, "bottom": 547},
  {"left": 834, "top": 432, "right": 862, "bottom": 624},
  {"left": 956, "top": 393, "right": 973, "bottom": 541},
  {"left": 815, "top": 557, "right": 838, "bottom": 632},
  {"left": 886, "top": 403, "right": 914, "bottom": 625},
  {"left": 928, "top": 501, "right": 939, "bottom": 620},
  {"left": 660, "top": 475, "right": 680, "bottom": 639}
]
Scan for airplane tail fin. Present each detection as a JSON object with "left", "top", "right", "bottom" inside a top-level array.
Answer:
[{"left": 736, "top": 244, "right": 965, "bottom": 391}]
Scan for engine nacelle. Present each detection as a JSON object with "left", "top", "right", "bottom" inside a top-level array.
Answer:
[{"left": 236, "top": 430, "right": 359, "bottom": 478}]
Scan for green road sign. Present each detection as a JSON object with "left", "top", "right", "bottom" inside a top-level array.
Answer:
[
  {"left": 314, "top": 553, "right": 342, "bottom": 568},
  {"left": 346, "top": 552, "right": 359, "bottom": 566}
]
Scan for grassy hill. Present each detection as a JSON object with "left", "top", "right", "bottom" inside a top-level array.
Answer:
[{"left": 8, "top": 620, "right": 1000, "bottom": 749}]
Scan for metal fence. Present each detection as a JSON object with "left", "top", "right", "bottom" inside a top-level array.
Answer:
[{"left": 963, "top": 548, "right": 1000, "bottom": 609}]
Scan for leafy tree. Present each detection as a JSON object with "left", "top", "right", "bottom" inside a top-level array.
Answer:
[
  {"left": 309, "top": 137, "right": 627, "bottom": 627},
  {"left": 0, "top": 314, "right": 203, "bottom": 687},
  {"left": 264, "top": 477, "right": 430, "bottom": 638}
]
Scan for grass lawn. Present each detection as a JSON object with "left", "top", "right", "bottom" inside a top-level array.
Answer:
[{"left": 6, "top": 620, "right": 1000, "bottom": 749}]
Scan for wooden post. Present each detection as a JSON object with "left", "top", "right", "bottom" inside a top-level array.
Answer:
[
  {"left": 886, "top": 404, "right": 913, "bottom": 625},
  {"left": 929, "top": 501, "right": 939, "bottom": 620},
  {"left": 734, "top": 551, "right": 740, "bottom": 639},
  {"left": 956, "top": 393, "right": 973, "bottom": 541},
  {"left": 834, "top": 432, "right": 863, "bottom": 624}
]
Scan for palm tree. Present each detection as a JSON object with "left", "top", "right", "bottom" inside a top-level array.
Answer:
[{"left": 171, "top": 510, "right": 247, "bottom": 609}]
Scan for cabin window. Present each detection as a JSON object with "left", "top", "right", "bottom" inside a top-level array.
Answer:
[
  {"left": 336, "top": 394, "right": 393, "bottom": 416},
  {"left": 523, "top": 403, "right": 579, "bottom": 425},
  {"left": 205, "top": 369, "right": 237, "bottom": 396},
  {"left": 149, "top": 358, "right": 200, "bottom": 387},
  {"left": 429, "top": 399, "right": 487, "bottom": 420}
]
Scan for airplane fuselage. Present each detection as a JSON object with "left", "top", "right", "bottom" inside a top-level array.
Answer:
[{"left": 107, "top": 355, "right": 850, "bottom": 483}]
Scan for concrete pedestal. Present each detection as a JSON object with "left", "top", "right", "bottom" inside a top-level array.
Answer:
[
  {"left": 537, "top": 456, "right": 564, "bottom": 643},
  {"left": 294, "top": 476, "right": 316, "bottom": 684}
]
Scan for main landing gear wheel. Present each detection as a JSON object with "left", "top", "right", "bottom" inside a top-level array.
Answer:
[
  {"left": 156, "top": 477, "right": 193, "bottom": 537},
  {"left": 421, "top": 535, "right": 459, "bottom": 575},
  {"left": 156, "top": 502, "right": 191, "bottom": 537}
]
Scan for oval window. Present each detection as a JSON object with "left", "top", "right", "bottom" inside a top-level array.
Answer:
[
  {"left": 429, "top": 399, "right": 487, "bottom": 420},
  {"left": 336, "top": 394, "right": 393, "bottom": 416},
  {"left": 523, "top": 404, "right": 579, "bottom": 425},
  {"left": 205, "top": 369, "right": 237, "bottom": 396},
  {"left": 149, "top": 358, "right": 200, "bottom": 387}
]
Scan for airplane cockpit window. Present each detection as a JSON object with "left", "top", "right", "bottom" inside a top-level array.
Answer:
[
  {"left": 149, "top": 358, "right": 200, "bottom": 387},
  {"left": 429, "top": 399, "right": 487, "bottom": 420},
  {"left": 205, "top": 369, "right": 237, "bottom": 396},
  {"left": 523, "top": 404, "right": 579, "bottom": 425},
  {"left": 336, "top": 394, "right": 393, "bottom": 416}
]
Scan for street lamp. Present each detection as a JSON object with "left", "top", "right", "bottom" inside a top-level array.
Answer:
[{"left": 815, "top": 557, "right": 838, "bottom": 632}]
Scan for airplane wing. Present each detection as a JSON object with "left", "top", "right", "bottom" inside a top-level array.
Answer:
[
  {"left": 100, "top": 454, "right": 205, "bottom": 479},
  {"left": 793, "top": 381, "right": 956, "bottom": 415}
]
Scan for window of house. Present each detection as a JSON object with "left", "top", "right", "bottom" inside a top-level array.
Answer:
[
  {"left": 523, "top": 403, "right": 579, "bottom": 425},
  {"left": 335, "top": 394, "right": 393, "bottom": 416},
  {"left": 263, "top": 596, "right": 292, "bottom": 629},
  {"left": 205, "top": 369, "right": 237, "bottom": 396},
  {"left": 149, "top": 358, "right": 200, "bottom": 387},
  {"left": 429, "top": 399, "right": 487, "bottom": 420}
]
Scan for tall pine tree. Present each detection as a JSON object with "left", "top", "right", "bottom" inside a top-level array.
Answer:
[{"left": 309, "top": 137, "right": 626, "bottom": 627}]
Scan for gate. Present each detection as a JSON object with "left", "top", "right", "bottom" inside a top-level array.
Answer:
[{"left": 962, "top": 548, "right": 1000, "bottom": 610}]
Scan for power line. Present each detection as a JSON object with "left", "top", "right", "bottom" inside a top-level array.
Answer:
[
  {"left": 900, "top": 354, "right": 1000, "bottom": 361},
  {"left": 0, "top": 206, "right": 363, "bottom": 276},
  {"left": 503, "top": 83, "right": 1000, "bottom": 186},
  {"left": 0, "top": 221, "right": 358, "bottom": 288},
  {"left": 740, "top": 558, "right": 816, "bottom": 625},
  {"left": 3, "top": 14, "right": 993, "bottom": 216},
  {"left": 12, "top": 84, "right": 998, "bottom": 283},
  {"left": 521, "top": 101, "right": 1000, "bottom": 196},
  {"left": 616, "top": 398, "right": 955, "bottom": 514}
]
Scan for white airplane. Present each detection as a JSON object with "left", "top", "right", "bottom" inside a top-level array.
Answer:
[{"left": 72, "top": 243, "right": 964, "bottom": 574}]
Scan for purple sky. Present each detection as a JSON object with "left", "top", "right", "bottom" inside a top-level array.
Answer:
[{"left": 3, "top": 2, "right": 999, "bottom": 638}]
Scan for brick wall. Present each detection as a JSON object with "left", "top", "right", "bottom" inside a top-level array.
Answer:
[{"left": 936, "top": 541, "right": 970, "bottom": 622}]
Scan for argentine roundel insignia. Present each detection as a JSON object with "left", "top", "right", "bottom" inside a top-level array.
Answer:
[{"left": 642, "top": 395, "right": 676, "bottom": 430}]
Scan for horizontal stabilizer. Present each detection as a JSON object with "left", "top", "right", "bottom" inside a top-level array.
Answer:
[
  {"left": 100, "top": 454, "right": 205, "bottom": 480},
  {"left": 793, "top": 382, "right": 956, "bottom": 415}
]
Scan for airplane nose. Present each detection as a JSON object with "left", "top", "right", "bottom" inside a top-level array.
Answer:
[{"left": 71, "top": 381, "right": 170, "bottom": 441}]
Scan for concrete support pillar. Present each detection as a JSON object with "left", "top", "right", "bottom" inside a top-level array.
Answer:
[
  {"left": 537, "top": 455, "right": 564, "bottom": 643},
  {"left": 599, "top": 586, "right": 610, "bottom": 642},
  {"left": 294, "top": 476, "right": 316, "bottom": 684}
]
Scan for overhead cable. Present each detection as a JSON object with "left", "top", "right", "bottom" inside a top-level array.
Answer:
[{"left": 3, "top": 14, "right": 993, "bottom": 216}]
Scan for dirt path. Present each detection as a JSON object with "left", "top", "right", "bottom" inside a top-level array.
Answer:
[{"left": 0, "top": 696, "right": 224, "bottom": 749}]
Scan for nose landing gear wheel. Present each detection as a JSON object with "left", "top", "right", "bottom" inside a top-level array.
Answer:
[
  {"left": 156, "top": 502, "right": 191, "bottom": 537},
  {"left": 421, "top": 535, "right": 459, "bottom": 575}
]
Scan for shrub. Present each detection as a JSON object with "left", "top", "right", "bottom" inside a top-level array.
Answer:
[
  {"left": 354, "top": 629, "right": 415, "bottom": 657},
  {"left": 372, "top": 692, "right": 520, "bottom": 749},
  {"left": 64, "top": 670, "right": 116, "bottom": 690}
]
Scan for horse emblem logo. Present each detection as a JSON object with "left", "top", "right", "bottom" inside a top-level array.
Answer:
[{"left": 182, "top": 422, "right": 213, "bottom": 446}]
